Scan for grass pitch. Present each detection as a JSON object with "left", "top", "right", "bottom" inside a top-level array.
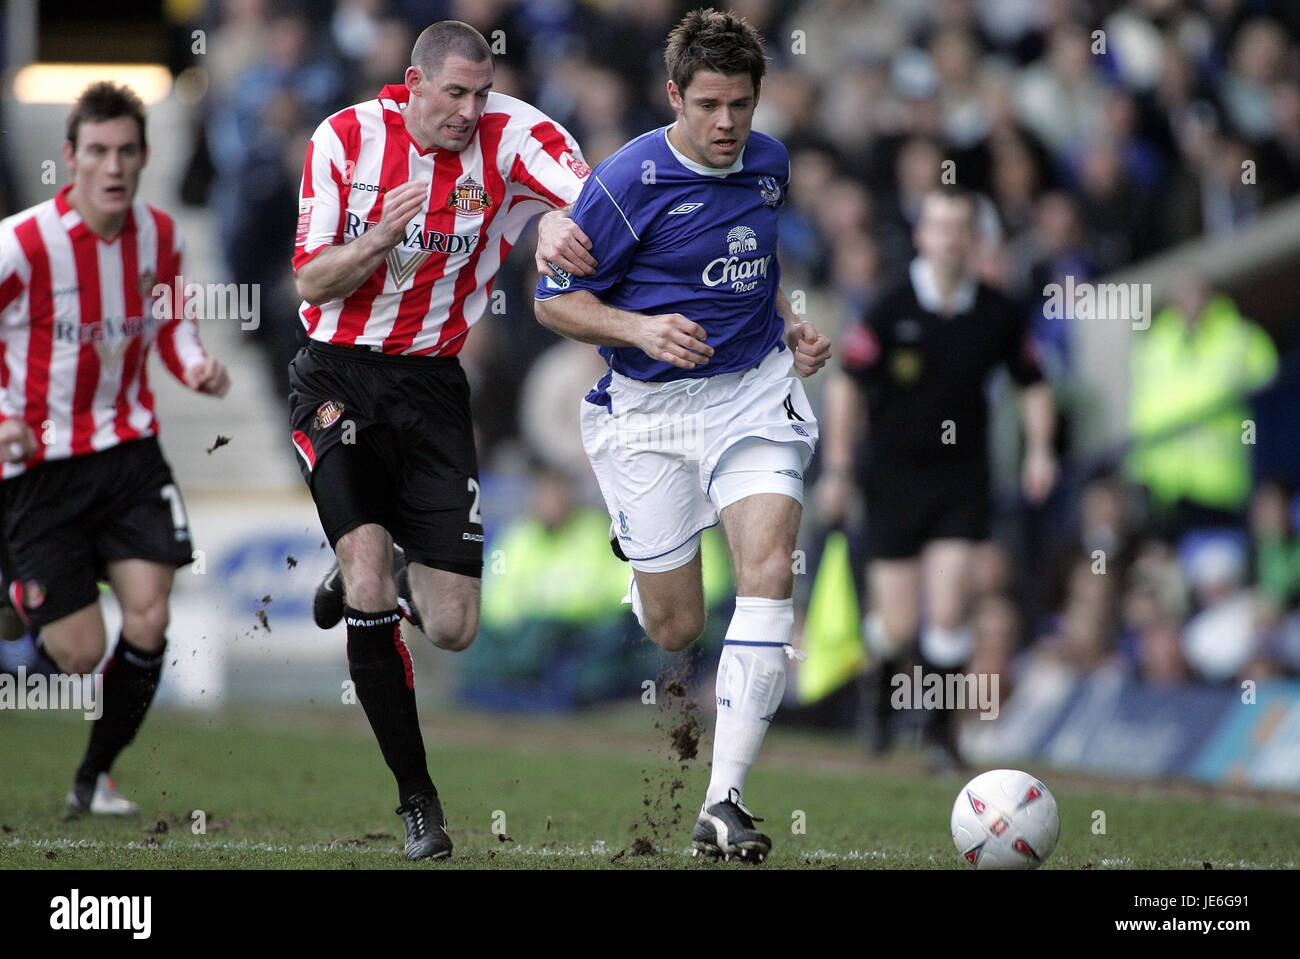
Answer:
[{"left": 2, "top": 701, "right": 1299, "bottom": 870}]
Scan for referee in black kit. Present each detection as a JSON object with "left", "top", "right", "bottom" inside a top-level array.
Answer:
[{"left": 817, "top": 185, "right": 1057, "bottom": 766}]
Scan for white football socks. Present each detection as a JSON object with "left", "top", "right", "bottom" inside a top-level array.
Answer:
[{"left": 705, "top": 596, "right": 793, "bottom": 806}]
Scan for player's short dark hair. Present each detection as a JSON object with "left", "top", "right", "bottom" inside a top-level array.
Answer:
[
  {"left": 66, "top": 82, "right": 147, "bottom": 151},
  {"left": 664, "top": 8, "right": 769, "bottom": 95},
  {"left": 411, "top": 20, "right": 493, "bottom": 77}
]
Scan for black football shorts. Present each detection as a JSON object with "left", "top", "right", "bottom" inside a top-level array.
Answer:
[
  {"left": 287, "top": 341, "right": 484, "bottom": 578},
  {"left": 0, "top": 436, "right": 194, "bottom": 628},
  {"left": 862, "top": 451, "right": 990, "bottom": 561}
]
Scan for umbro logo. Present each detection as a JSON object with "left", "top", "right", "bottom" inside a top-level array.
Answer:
[{"left": 668, "top": 202, "right": 704, "bottom": 215}]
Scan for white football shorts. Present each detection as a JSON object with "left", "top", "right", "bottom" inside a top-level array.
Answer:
[{"left": 580, "top": 345, "right": 818, "bottom": 572}]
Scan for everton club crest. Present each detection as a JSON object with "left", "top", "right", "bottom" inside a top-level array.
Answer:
[{"left": 758, "top": 175, "right": 781, "bottom": 207}]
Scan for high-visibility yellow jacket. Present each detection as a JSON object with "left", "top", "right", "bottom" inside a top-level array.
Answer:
[
  {"left": 1127, "top": 295, "right": 1277, "bottom": 511},
  {"left": 481, "top": 508, "right": 733, "bottom": 629}
]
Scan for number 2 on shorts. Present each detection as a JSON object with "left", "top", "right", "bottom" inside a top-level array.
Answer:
[{"left": 467, "top": 477, "right": 482, "bottom": 525}]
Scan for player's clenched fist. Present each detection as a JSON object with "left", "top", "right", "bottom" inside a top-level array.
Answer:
[
  {"left": 786, "top": 321, "right": 832, "bottom": 377},
  {"left": 0, "top": 417, "right": 38, "bottom": 463},
  {"left": 372, "top": 179, "right": 429, "bottom": 247},
  {"left": 635, "top": 312, "right": 715, "bottom": 370},
  {"left": 184, "top": 358, "right": 230, "bottom": 397}
]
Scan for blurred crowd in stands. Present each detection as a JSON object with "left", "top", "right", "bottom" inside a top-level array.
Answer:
[{"left": 156, "top": 0, "right": 1300, "bottom": 706}]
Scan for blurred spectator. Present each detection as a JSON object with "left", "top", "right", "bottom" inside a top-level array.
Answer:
[
  {"left": 1250, "top": 478, "right": 1300, "bottom": 609},
  {"left": 1015, "top": 20, "right": 1107, "bottom": 158},
  {"left": 1035, "top": 553, "right": 1121, "bottom": 674},
  {"left": 967, "top": 591, "right": 1022, "bottom": 702},
  {"left": 1128, "top": 277, "right": 1278, "bottom": 538},
  {"left": 1180, "top": 531, "right": 1258, "bottom": 682},
  {"left": 1119, "top": 537, "right": 1193, "bottom": 684},
  {"left": 1042, "top": 472, "right": 1141, "bottom": 621},
  {"left": 1220, "top": 17, "right": 1291, "bottom": 140},
  {"left": 1017, "top": 191, "right": 1096, "bottom": 379}
]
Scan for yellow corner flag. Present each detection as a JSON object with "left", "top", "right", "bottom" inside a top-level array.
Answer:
[{"left": 796, "top": 531, "right": 867, "bottom": 704}]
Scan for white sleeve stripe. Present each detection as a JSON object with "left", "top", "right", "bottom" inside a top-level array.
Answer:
[{"left": 594, "top": 174, "right": 639, "bottom": 241}]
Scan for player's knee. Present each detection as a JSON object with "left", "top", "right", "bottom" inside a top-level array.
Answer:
[
  {"left": 123, "top": 600, "right": 169, "bottom": 646},
  {"left": 52, "top": 635, "right": 107, "bottom": 674},
  {"left": 343, "top": 570, "right": 398, "bottom": 612},
  {"left": 737, "top": 549, "right": 795, "bottom": 599},
  {"left": 427, "top": 608, "right": 478, "bottom": 653},
  {"left": 645, "top": 608, "right": 705, "bottom": 652}
]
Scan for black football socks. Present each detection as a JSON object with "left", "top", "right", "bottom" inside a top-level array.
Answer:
[
  {"left": 345, "top": 607, "right": 434, "bottom": 804},
  {"left": 75, "top": 634, "right": 165, "bottom": 788}
]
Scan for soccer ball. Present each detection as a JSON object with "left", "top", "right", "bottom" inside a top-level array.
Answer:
[{"left": 951, "top": 768, "right": 1060, "bottom": 870}]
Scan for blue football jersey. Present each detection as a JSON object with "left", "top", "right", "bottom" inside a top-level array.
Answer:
[{"left": 534, "top": 126, "right": 790, "bottom": 382}]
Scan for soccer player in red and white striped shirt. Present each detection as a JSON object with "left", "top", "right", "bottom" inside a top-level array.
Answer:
[
  {"left": 286, "top": 20, "right": 594, "bottom": 860},
  {"left": 0, "top": 82, "right": 229, "bottom": 816}
]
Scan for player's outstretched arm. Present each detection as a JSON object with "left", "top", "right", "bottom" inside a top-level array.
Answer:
[
  {"left": 534, "top": 290, "right": 714, "bottom": 370},
  {"left": 295, "top": 180, "right": 427, "bottom": 306}
]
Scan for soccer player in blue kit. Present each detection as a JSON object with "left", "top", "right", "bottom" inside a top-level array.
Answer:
[{"left": 534, "top": 9, "right": 832, "bottom": 863}]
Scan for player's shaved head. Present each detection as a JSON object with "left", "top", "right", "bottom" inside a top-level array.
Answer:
[
  {"left": 665, "top": 8, "right": 768, "bottom": 94},
  {"left": 411, "top": 20, "right": 493, "bottom": 77}
]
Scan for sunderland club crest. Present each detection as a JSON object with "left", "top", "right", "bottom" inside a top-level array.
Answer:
[{"left": 447, "top": 176, "right": 493, "bottom": 215}]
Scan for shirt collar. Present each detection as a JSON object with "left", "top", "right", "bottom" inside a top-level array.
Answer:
[
  {"left": 909, "top": 256, "right": 977, "bottom": 317},
  {"left": 56, "top": 184, "right": 137, "bottom": 243},
  {"left": 662, "top": 126, "right": 745, "bottom": 178}
]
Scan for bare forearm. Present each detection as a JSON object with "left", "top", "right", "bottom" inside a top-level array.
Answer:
[
  {"left": 1020, "top": 382, "right": 1055, "bottom": 452},
  {"left": 295, "top": 230, "right": 397, "bottom": 306},
  {"left": 534, "top": 290, "right": 643, "bottom": 349}
]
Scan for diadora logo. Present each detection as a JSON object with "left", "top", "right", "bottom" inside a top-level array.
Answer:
[
  {"left": 349, "top": 182, "right": 383, "bottom": 193},
  {"left": 668, "top": 202, "right": 704, "bottom": 215},
  {"left": 702, "top": 224, "right": 770, "bottom": 293}
]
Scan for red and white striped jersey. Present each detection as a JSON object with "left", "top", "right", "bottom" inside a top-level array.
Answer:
[
  {"left": 294, "top": 85, "right": 590, "bottom": 356},
  {"left": 0, "top": 185, "right": 207, "bottom": 479}
]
